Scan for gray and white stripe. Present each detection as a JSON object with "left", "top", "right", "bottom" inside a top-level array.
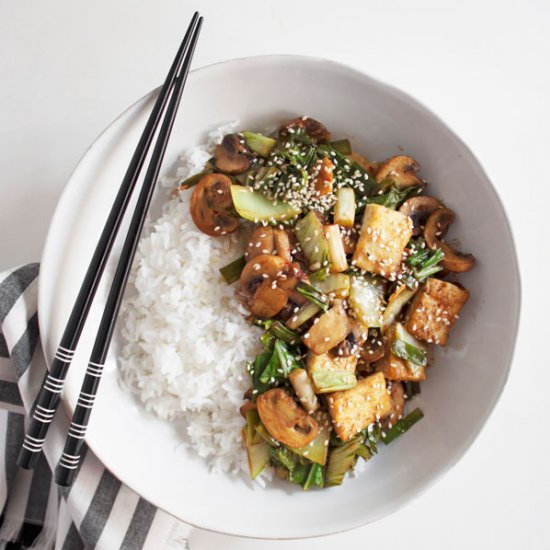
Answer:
[{"left": 0, "top": 264, "right": 190, "bottom": 549}]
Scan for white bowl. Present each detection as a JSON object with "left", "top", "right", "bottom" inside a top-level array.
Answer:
[{"left": 39, "top": 55, "right": 520, "bottom": 539}]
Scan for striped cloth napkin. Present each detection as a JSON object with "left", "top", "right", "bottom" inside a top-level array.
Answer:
[{"left": 0, "top": 264, "right": 191, "bottom": 549}]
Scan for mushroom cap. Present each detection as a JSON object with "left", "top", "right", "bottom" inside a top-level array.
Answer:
[
  {"left": 376, "top": 155, "right": 424, "bottom": 188},
  {"left": 244, "top": 226, "right": 275, "bottom": 261},
  {"left": 250, "top": 282, "right": 289, "bottom": 318},
  {"left": 424, "top": 208, "right": 475, "bottom": 272},
  {"left": 257, "top": 388, "right": 320, "bottom": 448},
  {"left": 279, "top": 117, "right": 331, "bottom": 143},
  {"left": 214, "top": 134, "right": 254, "bottom": 174},
  {"left": 189, "top": 173, "right": 239, "bottom": 236},
  {"left": 399, "top": 196, "right": 443, "bottom": 236},
  {"left": 240, "top": 254, "right": 289, "bottom": 295}
]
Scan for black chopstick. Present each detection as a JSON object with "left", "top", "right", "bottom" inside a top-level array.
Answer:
[
  {"left": 55, "top": 17, "right": 203, "bottom": 487},
  {"left": 17, "top": 12, "right": 200, "bottom": 471}
]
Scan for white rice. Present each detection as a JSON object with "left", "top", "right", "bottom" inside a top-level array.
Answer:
[{"left": 118, "top": 123, "right": 263, "bottom": 475}]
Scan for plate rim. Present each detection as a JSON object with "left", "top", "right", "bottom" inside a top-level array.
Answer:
[{"left": 38, "top": 54, "right": 522, "bottom": 539}]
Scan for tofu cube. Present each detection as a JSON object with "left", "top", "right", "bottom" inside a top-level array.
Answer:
[
  {"left": 352, "top": 204, "right": 413, "bottom": 279},
  {"left": 405, "top": 278, "right": 469, "bottom": 346},
  {"left": 327, "top": 372, "right": 391, "bottom": 441},
  {"left": 302, "top": 302, "right": 352, "bottom": 355}
]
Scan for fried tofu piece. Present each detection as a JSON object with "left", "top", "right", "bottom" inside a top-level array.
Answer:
[
  {"left": 327, "top": 372, "right": 391, "bottom": 441},
  {"left": 405, "top": 278, "right": 469, "bottom": 346},
  {"left": 352, "top": 204, "right": 413, "bottom": 279},
  {"left": 375, "top": 349, "right": 426, "bottom": 382},
  {"left": 302, "top": 301, "right": 353, "bottom": 355}
]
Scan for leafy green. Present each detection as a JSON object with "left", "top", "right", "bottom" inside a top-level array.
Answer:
[
  {"left": 392, "top": 339, "right": 428, "bottom": 367},
  {"left": 366, "top": 422, "right": 382, "bottom": 454},
  {"left": 289, "top": 462, "right": 310, "bottom": 486},
  {"left": 242, "top": 131, "right": 277, "bottom": 157},
  {"left": 303, "top": 463, "right": 324, "bottom": 490},
  {"left": 330, "top": 139, "right": 352, "bottom": 155},
  {"left": 255, "top": 320, "right": 300, "bottom": 346},
  {"left": 325, "top": 437, "right": 362, "bottom": 486},
  {"left": 247, "top": 350, "right": 275, "bottom": 398},
  {"left": 358, "top": 185, "right": 421, "bottom": 212},
  {"left": 269, "top": 321, "right": 300, "bottom": 345},
  {"left": 270, "top": 446, "right": 297, "bottom": 470},
  {"left": 219, "top": 256, "right": 246, "bottom": 284},
  {"left": 406, "top": 238, "right": 444, "bottom": 282},
  {"left": 355, "top": 444, "right": 373, "bottom": 461},
  {"left": 258, "top": 339, "right": 301, "bottom": 384},
  {"left": 178, "top": 169, "right": 211, "bottom": 190},
  {"left": 381, "top": 408, "right": 424, "bottom": 444},
  {"left": 295, "top": 281, "right": 329, "bottom": 312}
]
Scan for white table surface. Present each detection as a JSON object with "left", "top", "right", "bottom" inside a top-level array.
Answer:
[{"left": 1, "top": 1, "right": 549, "bottom": 548}]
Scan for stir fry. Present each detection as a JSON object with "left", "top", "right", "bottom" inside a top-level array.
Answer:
[{"left": 185, "top": 117, "right": 475, "bottom": 488}]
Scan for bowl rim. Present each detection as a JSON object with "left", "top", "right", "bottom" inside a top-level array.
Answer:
[{"left": 38, "top": 54, "right": 522, "bottom": 540}]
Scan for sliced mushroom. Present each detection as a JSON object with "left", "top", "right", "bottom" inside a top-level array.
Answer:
[
  {"left": 251, "top": 282, "right": 289, "bottom": 318},
  {"left": 245, "top": 227, "right": 275, "bottom": 261},
  {"left": 279, "top": 117, "right": 331, "bottom": 143},
  {"left": 399, "top": 196, "right": 443, "bottom": 236},
  {"left": 240, "top": 254, "right": 289, "bottom": 295},
  {"left": 240, "top": 255, "right": 301, "bottom": 318},
  {"left": 273, "top": 229, "right": 291, "bottom": 261},
  {"left": 358, "top": 335, "right": 386, "bottom": 366},
  {"left": 424, "top": 208, "right": 475, "bottom": 272},
  {"left": 257, "top": 388, "right": 320, "bottom": 448},
  {"left": 375, "top": 155, "right": 424, "bottom": 189},
  {"left": 214, "top": 134, "right": 255, "bottom": 174},
  {"left": 190, "top": 173, "right": 239, "bottom": 236},
  {"left": 333, "top": 320, "right": 368, "bottom": 357},
  {"left": 288, "top": 368, "right": 319, "bottom": 413}
]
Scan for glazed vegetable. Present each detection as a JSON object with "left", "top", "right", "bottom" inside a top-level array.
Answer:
[
  {"left": 382, "top": 284, "right": 418, "bottom": 331},
  {"left": 257, "top": 389, "right": 320, "bottom": 448},
  {"left": 285, "top": 301, "right": 321, "bottom": 330},
  {"left": 289, "top": 368, "right": 319, "bottom": 413},
  {"left": 242, "top": 131, "right": 277, "bottom": 157},
  {"left": 230, "top": 185, "right": 301, "bottom": 223},
  {"left": 295, "top": 281, "right": 329, "bottom": 312},
  {"left": 219, "top": 256, "right": 246, "bottom": 284},
  {"left": 312, "top": 273, "right": 350, "bottom": 298},
  {"left": 406, "top": 238, "right": 444, "bottom": 282},
  {"left": 289, "top": 411, "right": 331, "bottom": 465},
  {"left": 190, "top": 173, "right": 240, "bottom": 236},
  {"left": 381, "top": 407, "right": 424, "bottom": 444},
  {"left": 424, "top": 208, "right": 475, "bottom": 272},
  {"left": 334, "top": 188, "right": 356, "bottom": 227},
  {"left": 325, "top": 225, "right": 348, "bottom": 273},
  {"left": 330, "top": 139, "right": 352, "bottom": 155},
  {"left": 245, "top": 226, "right": 275, "bottom": 261},
  {"left": 375, "top": 155, "right": 424, "bottom": 189},
  {"left": 349, "top": 275, "right": 385, "bottom": 328},
  {"left": 325, "top": 437, "right": 362, "bottom": 486},
  {"left": 215, "top": 134, "right": 254, "bottom": 174},
  {"left": 295, "top": 211, "right": 329, "bottom": 269},
  {"left": 184, "top": 116, "right": 475, "bottom": 489}
]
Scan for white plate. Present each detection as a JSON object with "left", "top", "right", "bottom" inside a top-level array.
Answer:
[{"left": 39, "top": 55, "right": 520, "bottom": 539}]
